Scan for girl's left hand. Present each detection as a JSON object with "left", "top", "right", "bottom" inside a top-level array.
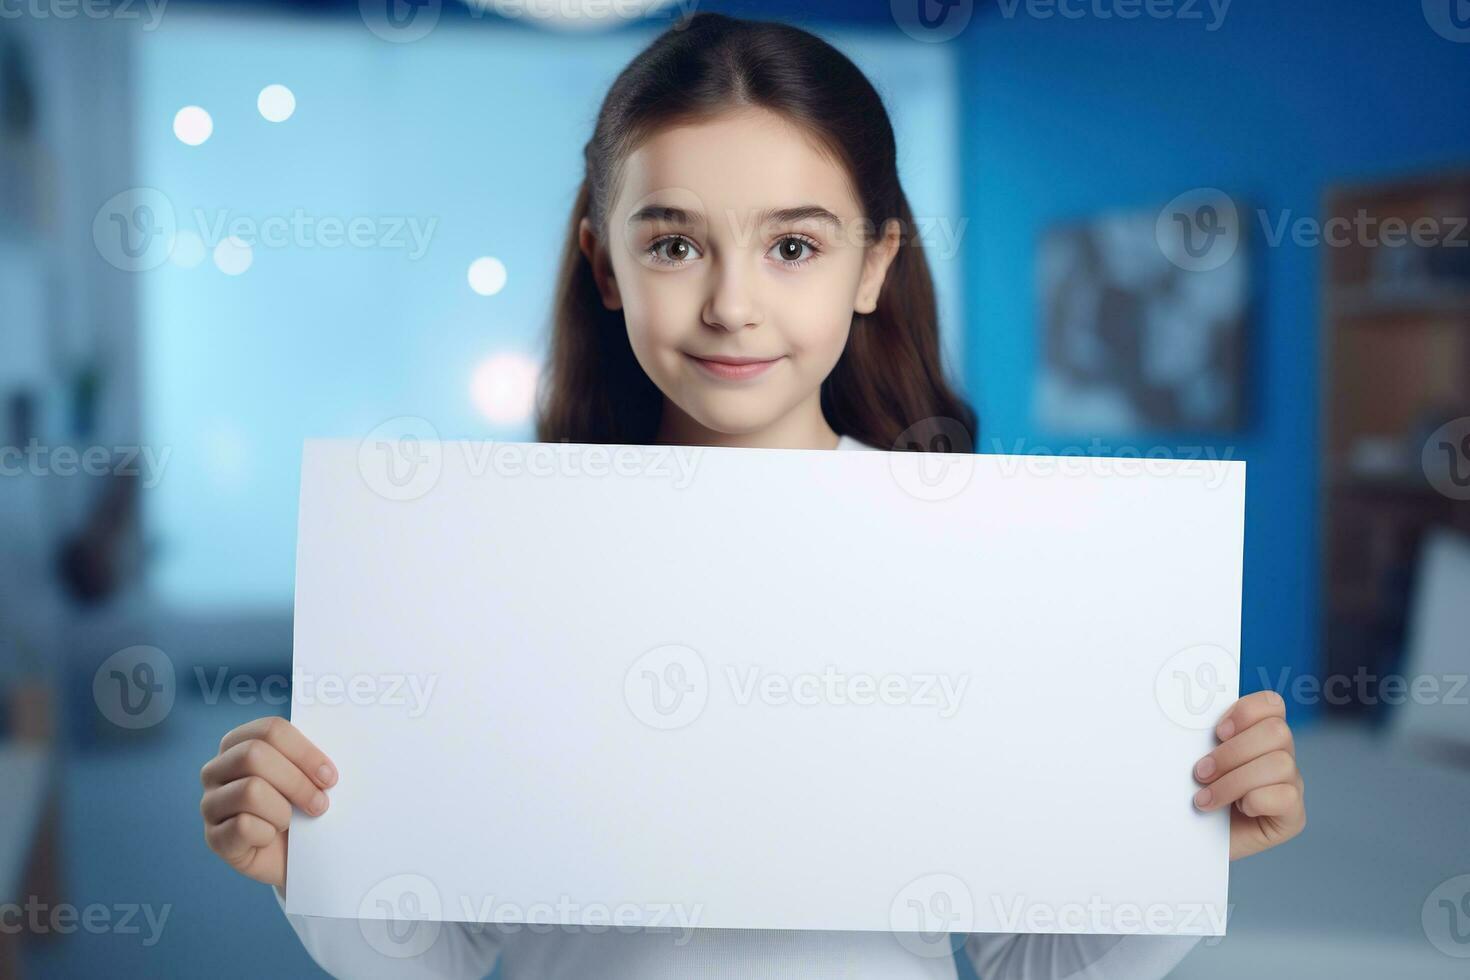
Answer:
[{"left": 1191, "top": 690, "right": 1307, "bottom": 860}]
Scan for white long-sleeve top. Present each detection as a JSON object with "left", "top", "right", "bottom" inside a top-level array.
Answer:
[{"left": 274, "top": 433, "right": 1204, "bottom": 979}]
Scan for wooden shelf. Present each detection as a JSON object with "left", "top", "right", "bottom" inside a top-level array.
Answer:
[
  {"left": 1328, "top": 472, "right": 1452, "bottom": 498},
  {"left": 1325, "top": 284, "right": 1470, "bottom": 320},
  {"left": 1320, "top": 171, "right": 1470, "bottom": 714}
]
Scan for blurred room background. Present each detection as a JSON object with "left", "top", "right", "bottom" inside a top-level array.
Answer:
[{"left": 2, "top": 0, "right": 1469, "bottom": 976}]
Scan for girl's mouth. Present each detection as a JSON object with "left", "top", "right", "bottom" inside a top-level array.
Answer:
[{"left": 684, "top": 352, "right": 785, "bottom": 381}]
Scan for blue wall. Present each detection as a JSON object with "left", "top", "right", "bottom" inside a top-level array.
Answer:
[{"left": 957, "top": 0, "right": 1470, "bottom": 719}]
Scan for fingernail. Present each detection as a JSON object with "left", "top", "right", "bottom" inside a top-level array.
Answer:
[
  {"left": 1216, "top": 719, "right": 1235, "bottom": 740},
  {"left": 310, "top": 792, "right": 328, "bottom": 815},
  {"left": 318, "top": 764, "right": 336, "bottom": 787},
  {"left": 1194, "top": 788, "right": 1212, "bottom": 809},
  {"left": 1195, "top": 756, "right": 1216, "bottom": 779}
]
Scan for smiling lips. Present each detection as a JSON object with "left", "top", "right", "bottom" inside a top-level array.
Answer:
[{"left": 685, "top": 352, "right": 785, "bottom": 381}]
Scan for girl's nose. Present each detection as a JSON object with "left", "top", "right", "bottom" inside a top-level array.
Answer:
[{"left": 702, "top": 258, "right": 764, "bottom": 331}]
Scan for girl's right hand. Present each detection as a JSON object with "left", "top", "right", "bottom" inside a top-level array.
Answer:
[{"left": 199, "top": 716, "right": 338, "bottom": 888}]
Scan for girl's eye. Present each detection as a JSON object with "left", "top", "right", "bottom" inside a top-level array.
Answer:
[
  {"left": 646, "top": 235, "right": 701, "bottom": 266},
  {"left": 770, "top": 235, "right": 820, "bottom": 266},
  {"left": 644, "top": 234, "right": 820, "bottom": 267}
]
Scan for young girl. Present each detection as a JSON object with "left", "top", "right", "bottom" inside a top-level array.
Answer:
[{"left": 198, "top": 13, "right": 1305, "bottom": 978}]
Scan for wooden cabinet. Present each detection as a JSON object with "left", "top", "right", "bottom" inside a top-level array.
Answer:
[{"left": 1321, "top": 173, "right": 1470, "bottom": 711}]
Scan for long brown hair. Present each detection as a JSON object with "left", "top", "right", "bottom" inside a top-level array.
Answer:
[{"left": 535, "top": 11, "right": 977, "bottom": 453}]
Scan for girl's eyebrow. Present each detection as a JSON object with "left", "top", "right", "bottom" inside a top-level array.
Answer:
[
  {"left": 626, "top": 203, "right": 843, "bottom": 229},
  {"left": 758, "top": 205, "right": 843, "bottom": 229}
]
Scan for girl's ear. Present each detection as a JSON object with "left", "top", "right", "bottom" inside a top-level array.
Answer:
[
  {"left": 579, "top": 217, "right": 624, "bottom": 311},
  {"left": 854, "top": 218, "right": 902, "bottom": 315}
]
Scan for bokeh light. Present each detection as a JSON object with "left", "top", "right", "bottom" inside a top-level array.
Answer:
[
  {"left": 172, "top": 105, "right": 213, "bottom": 146},
  {"left": 467, "top": 256, "right": 508, "bottom": 296},
  {"left": 257, "top": 84, "right": 296, "bottom": 123},
  {"left": 469, "top": 352, "right": 539, "bottom": 424}
]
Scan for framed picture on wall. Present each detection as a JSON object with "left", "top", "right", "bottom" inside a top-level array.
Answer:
[{"left": 1035, "top": 195, "right": 1247, "bottom": 434}]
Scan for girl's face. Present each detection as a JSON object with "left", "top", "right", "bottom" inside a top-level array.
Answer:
[{"left": 580, "top": 108, "right": 900, "bottom": 447}]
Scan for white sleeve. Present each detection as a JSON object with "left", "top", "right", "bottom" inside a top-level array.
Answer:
[
  {"left": 962, "top": 932, "right": 1202, "bottom": 979},
  {"left": 273, "top": 885, "right": 503, "bottom": 980}
]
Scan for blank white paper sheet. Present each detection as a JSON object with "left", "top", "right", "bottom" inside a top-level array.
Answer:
[{"left": 285, "top": 438, "right": 1243, "bottom": 939}]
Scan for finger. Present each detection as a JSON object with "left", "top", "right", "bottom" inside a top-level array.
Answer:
[
  {"left": 218, "top": 716, "right": 337, "bottom": 788},
  {"left": 201, "top": 776, "right": 294, "bottom": 832},
  {"left": 1214, "top": 690, "right": 1285, "bottom": 741},
  {"left": 1195, "top": 716, "right": 1295, "bottom": 783},
  {"left": 205, "top": 812, "right": 277, "bottom": 862},
  {"left": 1237, "top": 781, "right": 1303, "bottom": 820},
  {"left": 201, "top": 739, "right": 329, "bottom": 817},
  {"left": 1194, "top": 749, "right": 1296, "bottom": 811}
]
